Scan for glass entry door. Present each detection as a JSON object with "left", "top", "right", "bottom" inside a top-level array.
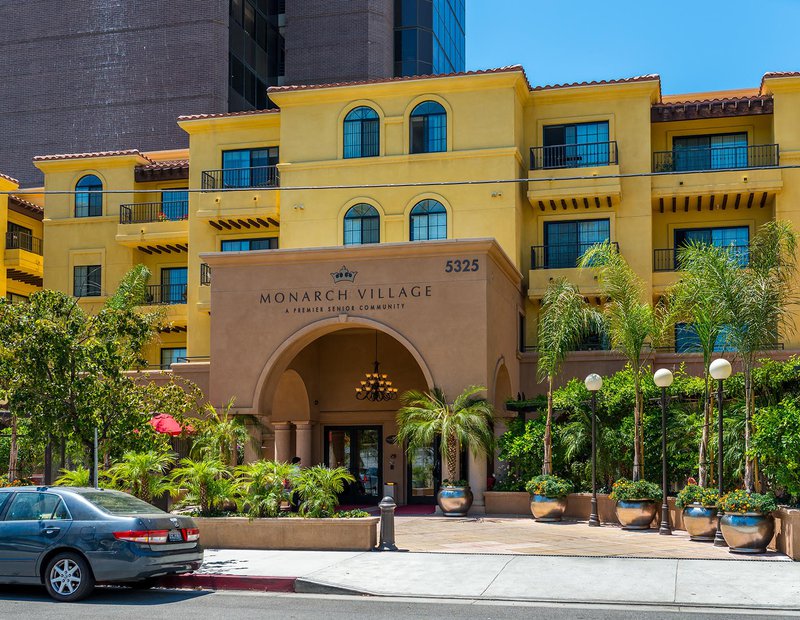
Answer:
[
  {"left": 407, "top": 439, "right": 440, "bottom": 505},
  {"left": 324, "top": 426, "right": 382, "bottom": 505}
]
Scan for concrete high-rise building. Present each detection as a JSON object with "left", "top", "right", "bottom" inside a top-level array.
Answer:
[{"left": 0, "top": 0, "right": 466, "bottom": 185}]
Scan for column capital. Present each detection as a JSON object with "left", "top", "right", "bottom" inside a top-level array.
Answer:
[
  {"left": 293, "top": 421, "right": 316, "bottom": 430},
  {"left": 273, "top": 422, "right": 294, "bottom": 431}
]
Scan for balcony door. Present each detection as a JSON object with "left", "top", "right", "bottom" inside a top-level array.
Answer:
[
  {"left": 673, "top": 133, "right": 748, "bottom": 171},
  {"left": 222, "top": 147, "right": 279, "bottom": 188},
  {"left": 160, "top": 267, "right": 187, "bottom": 304},
  {"left": 543, "top": 219, "right": 610, "bottom": 269},
  {"left": 542, "top": 121, "right": 610, "bottom": 168}
]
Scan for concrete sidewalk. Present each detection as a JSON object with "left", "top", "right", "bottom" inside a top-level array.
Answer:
[{"left": 178, "top": 548, "right": 800, "bottom": 611}]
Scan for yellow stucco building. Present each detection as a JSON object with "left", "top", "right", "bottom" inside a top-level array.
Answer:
[
  {"left": 0, "top": 173, "right": 44, "bottom": 303},
  {"left": 19, "top": 66, "right": 800, "bottom": 507}
]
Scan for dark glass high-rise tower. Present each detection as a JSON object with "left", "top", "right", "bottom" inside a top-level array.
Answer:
[{"left": 394, "top": 0, "right": 466, "bottom": 77}]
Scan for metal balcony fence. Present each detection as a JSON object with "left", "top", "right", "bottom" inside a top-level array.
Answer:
[
  {"left": 530, "top": 241, "right": 618, "bottom": 270},
  {"left": 143, "top": 283, "right": 187, "bottom": 305},
  {"left": 119, "top": 201, "right": 189, "bottom": 224},
  {"left": 6, "top": 231, "right": 43, "bottom": 255},
  {"left": 530, "top": 141, "right": 618, "bottom": 170},
  {"left": 653, "top": 244, "right": 750, "bottom": 272},
  {"left": 201, "top": 165, "right": 279, "bottom": 190},
  {"left": 652, "top": 144, "right": 779, "bottom": 173}
]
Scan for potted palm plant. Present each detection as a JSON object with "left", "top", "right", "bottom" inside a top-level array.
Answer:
[
  {"left": 609, "top": 478, "right": 662, "bottom": 530},
  {"left": 719, "top": 490, "right": 777, "bottom": 554},
  {"left": 675, "top": 483, "right": 719, "bottom": 541},
  {"left": 525, "top": 474, "right": 572, "bottom": 522},
  {"left": 396, "top": 385, "right": 495, "bottom": 516}
]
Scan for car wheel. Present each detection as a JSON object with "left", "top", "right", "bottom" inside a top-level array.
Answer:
[{"left": 44, "top": 552, "right": 95, "bottom": 602}]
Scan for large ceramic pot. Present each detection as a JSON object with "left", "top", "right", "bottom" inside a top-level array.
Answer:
[
  {"left": 437, "top": 486, "right": 473, "bottom": 516},
  {"left": 682, "top": 504, "right": 718, "bottom": 541},
  {"left": 615, "top": 500, "right": 657, "bottom": 530},
  {"left": 720, "top": 512, "right": 775, "bottom": 554},
  {"left": 530, "top": 495, "right": 567, "bottom": 522}
]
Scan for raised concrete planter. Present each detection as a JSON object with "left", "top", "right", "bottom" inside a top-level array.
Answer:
[
  {"left": 484, "top": 491, "right": 530, "bottom": 515},
  {"left": 194, "top": 516, "right": 379, "bottom": 551}
]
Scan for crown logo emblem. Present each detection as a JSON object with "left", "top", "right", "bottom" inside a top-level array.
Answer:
[{"left": 331, "top": 265, "right": 357, "bottom": 284}]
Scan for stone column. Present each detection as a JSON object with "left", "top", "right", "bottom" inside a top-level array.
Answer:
[
  {"left": 294, "top": 421, "right": 315, "bottom": 467},
  {"left": 243, "top": 420, "right": 263, "bottom": 464},
  {"left": 468, "top": 451, "right": 487, "bottom": 513},
  {"left": 273, "top": 423, "right": 294, "bottom": 463}
]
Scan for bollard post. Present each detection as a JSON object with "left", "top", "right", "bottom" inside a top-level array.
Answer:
[{"left": 377, "top": 496, "right": 398, "bottom": 551}]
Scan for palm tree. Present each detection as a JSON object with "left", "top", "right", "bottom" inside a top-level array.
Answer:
[
  {"left": 191, "top": 399, "right": 249, "bottom": 466},
  {"left": 537, "top": 278, "right": 598, "bottom": 475},
  {"left": 578, "top": 242, "right": 672, "bottom": 481},
  {"left": 55, "top": 466, "right": 91, "bottom": 487},
  {"left": 107, "top": 450, "right": 175, "bottom": 504},
  {"left": 293, "top": 465, "right": 354, "bottom": 517},
  {"left": 678, "top": 221, "right": 798, "bottom": 491},
  {"left": 235, "top": 460, "right": 295, "bottom": 518},
  {"left": 170, "top": 457, "right": 234, "bottom": 516},
  {"left": 396, "top": 385, "right": 495, "bottom": 483}
]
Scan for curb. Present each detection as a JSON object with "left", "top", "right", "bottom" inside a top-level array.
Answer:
[{"left": 158, "top": 574, "right": 297, "bottom": 593}]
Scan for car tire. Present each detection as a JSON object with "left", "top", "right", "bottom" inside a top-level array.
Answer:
[{"left": 44, "top": 552, "right": 95, "bottom": 602}]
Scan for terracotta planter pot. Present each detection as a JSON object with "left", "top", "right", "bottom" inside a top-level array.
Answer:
[
  {"left": 530, "top": 495, "right": 568, "bottom": 522},
  {"left": 682, "top": 505, "right": 718, "bottom": 541},
  {"left": 437, "top": 486, "right": 473, "bottom": 516},
  {"left": 615, "top": 499, "right": 657, "bottom": 530},
  {"left": 721, "top": 512, "right": 775, "bottom": 554}
]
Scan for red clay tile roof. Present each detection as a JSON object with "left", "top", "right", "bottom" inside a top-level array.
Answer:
[
  {"left": 763, "top": 71, "right": 800, "bottom": 79},
  {"left": 136, "top": 159, "right": 189, "bottom": 171},
  {"left": 657, "top": 93, "right": 771, "bottom": 106},
  {"left": 0, "top": 172, "right": 19, "bottom": 185},
  {"left": 531, "top": 74, "right": 660, "bottom": 92},
  {"left": 268, "top": 66, "right": 531, "bottom": 93},
  {"left": 33, "top": 149, "right": 152, "bottom": 163},
  {"left": 177, "top": 109, "right": 280, "bottom": 121},
  {"left": 9, "top": 194, "right": 43, "bottom": 215}
]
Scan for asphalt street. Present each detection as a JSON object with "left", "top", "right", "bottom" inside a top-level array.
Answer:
[{"left": 0, "top": 587, "right": 797, "bottom": 620}]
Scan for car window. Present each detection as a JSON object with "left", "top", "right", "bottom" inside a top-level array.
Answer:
[
  {"left": 51, "top": 499, "right": 71, "bottom": 521},
  {"left": 4, "top": 493, "right": 63, "bottom": 521},
  {"left": 77, "top": 490, "right": 166, "bottom": 515}
]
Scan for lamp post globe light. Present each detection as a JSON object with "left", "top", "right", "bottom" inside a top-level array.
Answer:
[
  {"left": 585, "top": 373, "right": 603, "bottom": 527},
  {"left": 654, "top": 368, "right": 674, "bottom": 536},
  {"left": 709, "top": 357, "right": 732, "bottom": 547}
]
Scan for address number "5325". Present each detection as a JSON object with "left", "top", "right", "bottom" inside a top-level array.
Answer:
[{"left": 445, "top": 258, "right": 479, "bottom": 273}]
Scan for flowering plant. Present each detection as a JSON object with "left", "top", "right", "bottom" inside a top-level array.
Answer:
[
  {"left": 0, "top": 478, "right": 34, "bottom": 488},
  {"left": 676, "top": 484, "right": 719, "bottom": 509},
  {"left": 609, "top": 478, "right": 662, "bottom": 502},
  {"left": 525, "top": 474, "right": 573, "bottom": 498},
  {"left": 718, "top": 490, "right": 777, "bottom": 514}
]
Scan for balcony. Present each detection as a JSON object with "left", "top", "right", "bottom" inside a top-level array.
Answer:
[
  {"left": 531, "top": 242, "right": 618, "bottom": 270},
  {"left": 197, "top": 165, "right": 280, "bottom": 232},
  {"left": 201, "top": 166, "right": 279, "bottom": 190},
  {"left": 144, "top": 283, "right": 187, "bottom": 305},
  {"left": 651, "top": 144, "right": 782, "bottom": 211},
  {"left": 528, "top": 242, "right": 618, "bottom": 299},
  {"left": 5, "top": 231, "right": 43, "bottom": 285},
  {"left": 116, "top": 202, "right": 189, "bottom": 251},
  {"left": 528, "top": 142, "right": 621, "bottom": 209},
  {"left": 653, "top": 245, "right": 749, "bottom": 273},
  {"left": 119, "top": 201, "right": 188, "bottom": 224}
]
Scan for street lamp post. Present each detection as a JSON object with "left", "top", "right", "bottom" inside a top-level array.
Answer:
[
  {"left": 654, "top": 368, "right": 674, "bottom": 536},
  {"left": 709, "top": 357, "right": 732, "bottom": 547},
  {"left": 585, "top": 373, "right": 603, "bottom": 527}
]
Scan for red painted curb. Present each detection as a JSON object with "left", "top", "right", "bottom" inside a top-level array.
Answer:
[{"left": 158, "top": 574, "right": 297, "bottom": 593}]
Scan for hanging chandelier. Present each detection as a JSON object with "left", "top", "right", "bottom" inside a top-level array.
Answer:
[{"left": 355, "top": 332, "right": 398, "bottom": 401}]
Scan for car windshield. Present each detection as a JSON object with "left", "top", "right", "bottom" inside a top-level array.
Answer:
[{"left": 76, "top": 490, "right": 167, "bottom": 516}]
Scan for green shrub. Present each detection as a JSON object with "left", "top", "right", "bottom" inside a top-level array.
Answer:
[
  {"left": 525, "top": 474, "right": 572, "bottom": 498},
  {"left": 234, "top": 460, "right": 295, "bottom": 519},
  {"left": 752, "top": 398, "right": 800, "bottom": 502},
  {"left": 675, "top": 484, "right": 719, "bottom": 509},
  {"left": 496, "top": 416, "right": 546, "bottom": 487},
  {"left": 332, "top": 509, "right": 371, "bottom": 518},
  {"left": 718, "top": 490, "right": 777, "bottom": 514},
  {"left": 294, "top": 466, "right": 354, "bottom": 518},
  {"left": 609, "top": 478, "right": 662, "bottom": 502}
]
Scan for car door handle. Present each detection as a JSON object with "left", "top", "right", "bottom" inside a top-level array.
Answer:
[{"left": 42, "top": 527, "right": 61, "bottom": 536}]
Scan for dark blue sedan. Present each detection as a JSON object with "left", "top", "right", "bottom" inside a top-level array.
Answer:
[{"left": 0, "top": 486, "right": 203, "bottom": 601}]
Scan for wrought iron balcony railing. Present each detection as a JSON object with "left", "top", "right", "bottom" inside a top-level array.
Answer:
[
  {"left": 119, "top": 201, "right": 188, "bottom": 224},
  {"left": 200, "top": 263, "right": 211, "bottom": 286},
  {"left": 201, "top": 165, "right": 279, "bottom": 190},
  {"left": 652, "top": 144, "right": 779, "bottom": 173},
  {"left": 6, "top": 231, "right": 43, "bottom": 255},
  {"left": 653, "top": 244, "right": 750, "bottom": 272},
  {"left": 143, "top": 283, "right": 187, "bottom": 305},
  {"left": 530, "top": 141, "right": 618, "bottom": 170},
  {"left": 531, "top": 241, "right": 618, "bottom": 270}
]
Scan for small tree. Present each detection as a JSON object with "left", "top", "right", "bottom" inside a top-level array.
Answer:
[
  {"left": 108, "top": 450, "right": 175, "bottom": 504},
  {"left": 537, "top": 278, "right": 598, "bottom": 475},
  {"left": 396, "top": 386, "right": 495, "bottom": 483},
  {"left": 191, "top": 399, "right": 249, "bottom": 466},
  {"left": 235, "top": 460, "right": 295, "bottom": 518},
  {"left": 170, "top": 457, "right": 234, "bottom": 516},
  {"left": 293, "top": 465, "right": 354, "bottom": 517}
]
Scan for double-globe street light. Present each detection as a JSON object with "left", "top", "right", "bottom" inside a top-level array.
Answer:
[
  {"left": 654, "top": 368, "right": 674, "bottom": 536},
  {"left": 585, "top": 373, "right": 603, "bottom": 527},
  {"left": 709, "top": 357, "right": 733, "bottom": 547}
]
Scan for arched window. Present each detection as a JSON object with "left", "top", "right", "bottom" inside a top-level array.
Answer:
[
  {"left": 344, "top": 204, "right": 380, "bottom": 245},
  {"left": 410, "top": 200, "right": 447, "bottom": 241},
  {"left": 410, "top": 101, "right": 447, "bottom": 154},
  {"left": 344, "top": 107, "right": 379, "bottom": 159},
  {"left": 75, "top": 174, "right": 103, "bottom": 218}
]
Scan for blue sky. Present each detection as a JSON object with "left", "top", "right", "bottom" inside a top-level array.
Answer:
[{"left": 466, "top": 0, "right": 800, "bottom": 95}]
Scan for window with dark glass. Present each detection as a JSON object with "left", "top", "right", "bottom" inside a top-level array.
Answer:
[
  {"left": 160, "top": 268, "right": 187, "bottom": 304},
  {"left": 161, "top": 347, "right": 187, "bottom": 369},
  {"left": 74, "top": 265, "right": 101, "bottom": 297},
  {"left": 542, "top": 219, "right": 610, "bottom": 269},
  {"left": 542, "top": 121, "right": 610, "bottom": 168},
  {"left": 7, "top": 222, "right": 34, "bottom": 253},
  {"left": 344, "top": 107, "right": 380, "bottom": 159},
  {"left": 161, "top": 189, "right": 189, "bottom": 221},
  {"left": 674, "top": 226, "right": 749, "bottom": 267},
  {"left": 6, "top": 292, "right": 28, "bottom": 304},
  {"left": 222, "top": 147, "right": 279, "bottom": 188},
  {"left": 221, "top": 237, "right": 278, "bottom": 252},
  {"left": 675, "top": 323, "right": 732, "bottom": 353},
  {"left": 344, "top": 204, "right": 380, "bottom": 245},
  {"left": 410, "top": 199, "right": 446, "bottom": 240},
  {"left": 410, "top": 101, "right": 447, "bottom": 153},
  {"left": 673, "top": 133, "right": 748, "bottom": 172},
  {"left": 75, "top": 175, "right": 103, "bottom": 217}
]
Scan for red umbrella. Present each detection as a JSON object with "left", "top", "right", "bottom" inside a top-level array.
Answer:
[{"left": 149, "top": 414, "right": 194, "bottom": 436}]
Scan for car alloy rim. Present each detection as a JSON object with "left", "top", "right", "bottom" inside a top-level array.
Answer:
[{"left": 50, "top": 559, "right": 81, "bottom": 596}]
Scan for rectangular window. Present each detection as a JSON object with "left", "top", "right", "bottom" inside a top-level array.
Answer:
[
  {"left": 222, "top": 147, "right": 279, "bottom": 188},
  {"left": 675, "top": 323, "right": 732, "bottom": 353},
  {"left": 160, "top": 189, "right": 189, "bottom": 221},
  {"left": 160, "top": 268, "right": 188, "bottom": 305},
  {"left": 220, "top": 237, "right": 278, "bottom": 252},
  {"left": 543, "top": 219, "right": 610, "bottom": 269},
  {"left": 6, "top": 293, "right": 28, "bottom": 304},
  {"left": 5, "top": 492, "right": 65, "bottom": 521},
  {"left": 673, "top": 133, "right": 748, "bottom": 172},
  {"left": 73, "top": 265, "right": 101, "bottom": 297},
  {"left": 674, "top": 226, "right": 749, "bottom": 267},
  {"left": 542, "top": 121, "right": 610, "bottom": 168},
  {"left": 161, "top": 347, "right": 187, "bottom": 369}
]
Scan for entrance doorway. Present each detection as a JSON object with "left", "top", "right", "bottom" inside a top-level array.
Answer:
[
  {"left": 407, "top": 440, "right": 440, "bottom": 505},
  {"left": 324, "top": 426, "right": 382, "bottom": 505}
]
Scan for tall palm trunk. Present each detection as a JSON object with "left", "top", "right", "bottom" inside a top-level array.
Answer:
[
  {"left": 542, "top": 375, "right": 554, "bottom": 475},
  {"left": 8, "top": 413, "right": 18, "bottom": 482},
  {"left": 698, "top": 376, "right": 711, "bottom": 487},
  {"left": 632, "top": 367, "right": 643, "bottom": 481},
  {"left": 446, "top": 432, "right": 458, "bottom": 480},
  {"left": 743, "top": 359, "right": 755, "bottom": 492}
]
